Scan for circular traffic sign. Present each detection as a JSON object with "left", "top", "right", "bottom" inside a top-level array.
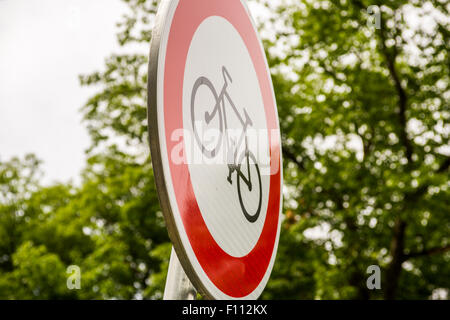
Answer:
[{"left": 147, "top": 0, "right": 282, "bottom": 299}]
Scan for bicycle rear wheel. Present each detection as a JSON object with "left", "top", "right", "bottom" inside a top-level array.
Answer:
[
  {"left": 191, "top": 76, "right": 223, "bottom": 158},
  {"left": 237, "top": 151, "right": 262, "bottom": 223}
]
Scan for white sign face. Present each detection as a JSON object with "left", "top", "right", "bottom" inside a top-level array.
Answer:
[
  {"left": 148, "top": 0, "right": 282, "bottom": 300},
  {"left": 183, "top": 16, "right": 271, "bottom": 258}
]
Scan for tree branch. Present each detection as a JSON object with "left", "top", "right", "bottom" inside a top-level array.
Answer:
[
  {"left": 282, "top": 146, "right": 305, "bottom": 170},
  {"left": 404, "top": 156, "right": 450, "bottom": 202},
  {"left": 405, "top": 245, "right": 450, "bottom": 260},
  {"left": 437, "top": 157, "right": 450, "bottom": 173},
  {"left": 384, "top": 218, "right": 407, "bottom": 300},
  {"left": 377, "top": 15, "right": 413, "bottom": 163}
]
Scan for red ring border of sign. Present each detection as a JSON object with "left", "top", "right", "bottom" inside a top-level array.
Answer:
[{"left": 148, "top": 0, "right": 282, "bottom": 299}]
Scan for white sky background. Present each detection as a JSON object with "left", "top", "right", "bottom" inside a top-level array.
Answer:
[{"left": 0, "top": 0, "right": 128, "bottom": 185}]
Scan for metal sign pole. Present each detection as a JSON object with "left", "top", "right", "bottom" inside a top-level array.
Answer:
[{"left": 163, "top": 247, "right": 197, "bottom": 300}]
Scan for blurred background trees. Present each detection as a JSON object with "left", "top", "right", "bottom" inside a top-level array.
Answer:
[{"left": 0, "top": 0, "right": 448, "bottom": 299}]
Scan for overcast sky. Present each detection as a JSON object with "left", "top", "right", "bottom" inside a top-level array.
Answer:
[{"left": 0, "top": 0, "right": 128, "bottom": 185}]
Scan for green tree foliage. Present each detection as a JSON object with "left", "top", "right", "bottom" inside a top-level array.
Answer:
[
  {"left": 260, "top": 0, "right": 449, "bottom": 299},
  {"left": 0, "top": 0, "right": 448, "bottom": 299}
]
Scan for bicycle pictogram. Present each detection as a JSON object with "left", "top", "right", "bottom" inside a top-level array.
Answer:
[{"left": 191, "top": 66, "right": 262, "bottom": 223}]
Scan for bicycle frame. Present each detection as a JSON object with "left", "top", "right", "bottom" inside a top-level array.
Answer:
[{"left": 204, "top": 66, "right": 255, "bottom": 190}]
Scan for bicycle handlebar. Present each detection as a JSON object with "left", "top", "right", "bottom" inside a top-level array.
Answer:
[{"left": 222, "top": 66, "right": 233, "bottom": 85}]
